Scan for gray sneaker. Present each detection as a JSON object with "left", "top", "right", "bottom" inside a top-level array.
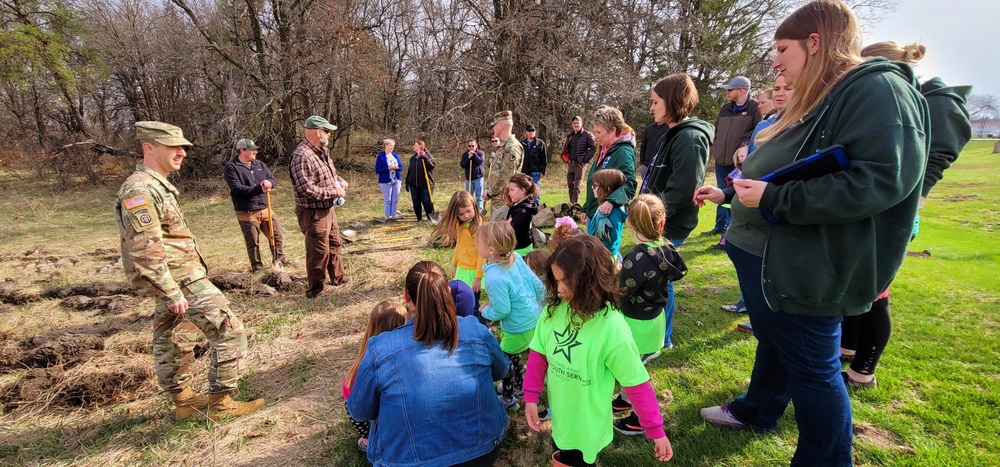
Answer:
[{"left": 700, "top": 405, "right": 747, "bottom": 428}]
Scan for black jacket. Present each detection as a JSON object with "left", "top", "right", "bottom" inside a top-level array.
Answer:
[
  {"left": 460, "top": 149, "right": 485, "bottom": 180},
  {"left": 223, "top": 159, "right": 278, "bottom": 211},
  {"left": 639, "top": 123, "right": 669, "bottom": 167},
  {"left": 619, "top": 242, "right": 687, "bottom": 320},
  {"left": 561, "top": 130, "right": 596, "bottom": 164},
  {"left": 520, "top": 137, "right": 548, "bottom": 174},
  {"left": 405, "top": 152, "right": 436, "bottom": 191},
  {"left": 507, "top": 196, "right": 539, "bottom": 250}
]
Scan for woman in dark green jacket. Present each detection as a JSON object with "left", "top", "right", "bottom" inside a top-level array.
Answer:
[
  {"left": 640, "top": 73, "right": 714, "bottom": 348},
  {"left": 580, "top": 106, "right": 637, "bottom": 240},
  {"left": 693, "top": 1, "right": 929, "bottom": 465}
]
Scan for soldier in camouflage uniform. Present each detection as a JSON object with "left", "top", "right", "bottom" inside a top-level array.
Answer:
[
  {"left": 485, "top": 110, "right": 524, "bottom": 220},
  {"left": 115, "top": 121, "right": 264, "bottom": 421}
]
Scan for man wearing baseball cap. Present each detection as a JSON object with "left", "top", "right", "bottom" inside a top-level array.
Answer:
[
  {"left": 223, "top": 138, "right": 286, "bottom": 272},
  {"left": 520, "top": 123, "right": 548, "bottom": 190},
  {"left": 709, "top": 76, "right": 762, "bottom": 247},
  {"left": 289, "top": 115, "right": 350, "bottom": 298},
  {"left": 115, "top": 121, "right": 264, "bottom": 421}
]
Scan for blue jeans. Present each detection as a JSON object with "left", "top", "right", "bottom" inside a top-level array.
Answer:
[
  {"left": 465, "top": 177, "right": 484, "bottom": 210},
  {"left": 530, "top": 172, "right": 542, "bottom": 189},
  {"left": 714, "top": 165, "right": 734, "bottom": 232},
  {"left": 379, "top": 181, "right": 401, "bottom": 217},
  {"left": 725, "top": 243, "right": 852, "bottom": 466},
  {"left": 664, "top": 237, "right": 685, "bottom": 347}
]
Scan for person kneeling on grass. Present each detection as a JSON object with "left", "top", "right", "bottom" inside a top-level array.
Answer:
[{"left": 346, "top": 261, "right": 509, "bottom": 466}]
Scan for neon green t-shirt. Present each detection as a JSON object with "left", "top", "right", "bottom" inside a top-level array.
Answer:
[{"left": 530, "top": 301, "right": 650, "bottom": 463}]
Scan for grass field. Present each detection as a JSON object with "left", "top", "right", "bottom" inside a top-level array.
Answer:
[{"left": 0, "top": 140, "right": 997, "bottom": 466}]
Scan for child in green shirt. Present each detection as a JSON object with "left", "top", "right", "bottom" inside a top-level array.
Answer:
[{"left": 523, "top": 235, "right": 673, "bottom": 466}]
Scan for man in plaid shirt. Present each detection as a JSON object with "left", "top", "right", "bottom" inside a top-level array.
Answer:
[{"left": 290, "top": 115, "right": 350, "bottom": 298}]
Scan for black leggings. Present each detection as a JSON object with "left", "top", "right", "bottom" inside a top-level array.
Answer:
[
  {"left": 501, "top": 352, "right": 524, "bottom": 399},
  {"left": 451, "top": 442, "right": 502, "bottom": 466},
  {"left": 552, "top": 443, "right": 596, "bottom": 467},
  {"left": 841, "top": 296, "right": 892, "bottom": 375},
  {"left": 409, "top": 188, "right": 434, "bottom": 220},
  {"left": 344, "top": 401, "right": 370, "bottom": 438}
]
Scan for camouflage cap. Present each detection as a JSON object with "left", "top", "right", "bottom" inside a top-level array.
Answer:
[
  {"left": 235, "top": 138, "right": 258, "bottom": 150},
  {"left": 304, "top": 115, "right": 337, "bottom": 131},
  {"left": 135, "top": 121, "right": 193, "bottom": 146},
  {"left": 492, "top": 110, "right": 513, "bottom": 126}
]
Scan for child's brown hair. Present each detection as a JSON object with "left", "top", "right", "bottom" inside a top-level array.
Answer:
[
  {"left": 591, "top": 168, "right": 626, "bottom": 203},
  {"left": 345, "top": 300, "right": 407, "bottom": 390},
  {"left": 432, "top": 191, "right": 484, "bottom": 247},
  {"left": 545, "top": 235, "right": 622, "bottom": 325},
  {"left": 476, "top": 221, "right": 517, "bottom": 267}
]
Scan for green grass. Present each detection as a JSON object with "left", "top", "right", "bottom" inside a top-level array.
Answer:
[{"left": 0, "top": 141, "right": 997, "bottom": 465}]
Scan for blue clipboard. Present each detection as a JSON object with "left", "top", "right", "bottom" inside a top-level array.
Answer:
[{"left": 759, "top": 145, "right": 850, "bottom": 222}]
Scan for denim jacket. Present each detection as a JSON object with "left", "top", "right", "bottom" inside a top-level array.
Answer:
[{"left": 346, "top": 315, "right": 510, "bottom": 466}]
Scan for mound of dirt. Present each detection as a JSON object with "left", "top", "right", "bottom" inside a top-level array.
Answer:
[
  {"left": 59, "top": 294, "right": 136, "bottom": 314},
  {"left": 0, "top": 333, "right": 106, "bottom": 372},
  {"left": 1, "top": 357, "right": 157, "bottom": 412},
  {"left": 44, "top": 282, "right": 134, "bottom": 299},
  {"left": 211, "top": 270, "right": 256, "bottom": 290},
  {"left": 0, "top": 279, "right": 41, "bottom": 305}
]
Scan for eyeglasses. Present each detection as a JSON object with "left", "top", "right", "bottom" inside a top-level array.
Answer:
[
  {"left": 490, "top": 139, "right": 499, "bottom": 143},
  {"left": 468, "top": 145, "right": 476, "bottom": 148}
]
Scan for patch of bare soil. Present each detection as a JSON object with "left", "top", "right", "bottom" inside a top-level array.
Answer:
[
  {"left": 906, "top": 249, "right": 932, "bottom": 258},
  {"left": 938, "top": 194, "right": 980, "bottom": 202},
  {"left": 853, "top": 422, "right": 915, "bottom": 454}
]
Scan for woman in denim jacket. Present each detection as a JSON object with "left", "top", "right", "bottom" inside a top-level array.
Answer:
[{"left": 347, "top": 261, "right": 510, "bottom": 466}]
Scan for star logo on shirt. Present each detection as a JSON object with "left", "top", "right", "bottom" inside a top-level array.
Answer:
[{"left": 552, "top": 323, "right": 583, "bottom": 364}]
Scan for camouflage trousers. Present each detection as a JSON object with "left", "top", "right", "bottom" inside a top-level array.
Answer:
[{"left": 152, "top": 278, "right": 248, "bottom": 394}]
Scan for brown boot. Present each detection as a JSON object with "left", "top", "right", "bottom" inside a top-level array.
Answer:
[
  {"left": 171, "top": 386, "right": 211, "bottom": 421},
  {"left": 207, "top": 393, "right": 265, "bottom": 421}
]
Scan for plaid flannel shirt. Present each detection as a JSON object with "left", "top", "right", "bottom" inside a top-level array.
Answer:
[{"left": 290, "top": 140, "right": 340, "bottom": 208}]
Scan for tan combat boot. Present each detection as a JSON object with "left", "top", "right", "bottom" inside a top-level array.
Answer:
[
  {"left": 206, "top": 393, "right": 265, "bottom": 421},
  {"left": 171, "top": 386, "right": 211, "bottom": 421}
]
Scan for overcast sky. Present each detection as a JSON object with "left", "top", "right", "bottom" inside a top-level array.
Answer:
[{"left": 861, "top": 0, "right": 998, "bottom": 98}]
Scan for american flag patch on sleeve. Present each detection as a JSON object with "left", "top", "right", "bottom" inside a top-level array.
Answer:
[{"left": 123, "top": 195, "right": 148, "bottom": 210}]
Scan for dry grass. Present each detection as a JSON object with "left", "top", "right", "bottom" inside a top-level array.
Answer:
[{"left": 0, "top": 158, "right": 497, "bottom": 465}]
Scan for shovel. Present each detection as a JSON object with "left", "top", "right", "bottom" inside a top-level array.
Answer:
[{"left": 265, "top": 190, "right": 285, "bottom": 273}]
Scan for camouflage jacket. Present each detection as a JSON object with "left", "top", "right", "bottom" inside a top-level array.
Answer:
[
  {"left": 486, "top": 135, "right": 524, "bottom": 198},
  {"left": 115, "top": 165, "right": 208, "bottom": 303}
]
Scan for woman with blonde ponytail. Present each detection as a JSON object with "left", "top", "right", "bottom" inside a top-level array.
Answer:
[
  {"left": 693, "top": 1, "right": 930, "bottom": 464},
  {"left": 837, "top": 41, "right": 972, "bottom": 390}
]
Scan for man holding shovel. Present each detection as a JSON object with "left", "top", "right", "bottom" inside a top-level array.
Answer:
[{"left": 223, "top": 138, "right": 287, "bottom": 273}]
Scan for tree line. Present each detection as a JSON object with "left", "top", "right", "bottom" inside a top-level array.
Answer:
[{"left": 2, "top": 0, "right": 900, "bottom": 185}]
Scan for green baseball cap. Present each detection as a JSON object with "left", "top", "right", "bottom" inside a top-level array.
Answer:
[
  {"left": 304, "top": 116, "right": 337, "bottom": 131},
  {"left": 135, "top": 121, "right": 193, "bottom": 146},
  {"left": 236, "top": 138, "right": 258, "bottom": 150}
]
